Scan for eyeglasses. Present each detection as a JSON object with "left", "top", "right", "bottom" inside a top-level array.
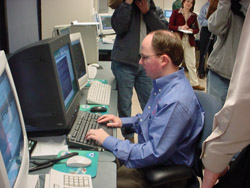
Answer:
[{"left": 139, "top": 54, "right": 162, "bottom": 61}]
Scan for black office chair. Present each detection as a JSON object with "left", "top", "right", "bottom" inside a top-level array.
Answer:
[{"left": 143, "top": 91, "right": 222, "bottom": 188}]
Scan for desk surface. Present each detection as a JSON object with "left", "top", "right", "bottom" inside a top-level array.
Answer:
[
  {"left": 30, "top": 61, "right": 117, "bottom": 188},
  {"left": 95, "top": 61, "right": 116, "bottom": 90},
  {"left": 30, "top": 158, "right": 117, "bottom": 188}
]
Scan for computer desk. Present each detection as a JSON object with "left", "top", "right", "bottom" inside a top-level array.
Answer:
[
  {"left": 98, "top": 40, "right": 113, "bottom": 61},
  {"left": 30, "top": 61, "right": 117, "bottom": 188}
]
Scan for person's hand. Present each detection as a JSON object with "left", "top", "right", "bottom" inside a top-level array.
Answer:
[
  {"left": 97, "top": 114, "right": 122, "bottom": 128},
  {"left": 181, "top": 24, "right": 189, "bottom": 30},
  {"left": 85, "top": 128, "right": 109, "bottom": 145},
  {"left": 201, "top": 167, "right": 228, "bottom": 188},
  {"left": 135, "top": 0, "right": 149, "bottom": 15},
  {"left": 206, "top": 0, "right": 219, "bottom": 19},
  {"left": 125, "top": 0, "right": 134, "bottom": 4}
]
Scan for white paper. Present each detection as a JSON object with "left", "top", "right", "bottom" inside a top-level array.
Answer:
[
  {"left": 179, "top": 29, "right": 193, "bottom": 34},
  {"left": 31, "top": 135, "right": 68, "bottom": 156}
]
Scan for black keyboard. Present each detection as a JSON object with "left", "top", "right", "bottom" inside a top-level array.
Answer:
[{"left": 67, "top": 111, "right": 113, "bottom": 151}]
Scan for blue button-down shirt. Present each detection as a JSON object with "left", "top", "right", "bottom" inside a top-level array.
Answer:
[
  {"left": 103, "top": 68, "right": 204, "bottom": 168},
  {"left": 198, "top": 1, "right": 210, "bottom": 27}
]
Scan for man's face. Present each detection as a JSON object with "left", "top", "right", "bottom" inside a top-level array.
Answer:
[{"left": 139, "top": 34, "right": 162, "bottom": 79}]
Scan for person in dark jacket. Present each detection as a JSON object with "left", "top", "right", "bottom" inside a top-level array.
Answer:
[{"left": 111, "top": 0, "right": 167, "bottom": 142}]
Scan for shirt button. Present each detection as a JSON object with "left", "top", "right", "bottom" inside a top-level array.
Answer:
[
  {"left": 154, "top": 93, "right": 157, "bottom": 95},
  {"left": 140, "top": 119, "right": 143, "bottom": 122},
  {"left": 159, "top": 89, "right": 161, "bottom": 92},
  {"left": 148, "top": 106, "right": 151, "bottom": 109}
]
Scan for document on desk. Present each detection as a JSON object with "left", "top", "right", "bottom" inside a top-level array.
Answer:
[
  {"left": 45, "top": 169, "right": 93, "bottom": 188},
  {"left": 31, "top": 135, "right": 68, "bottom": 156}
]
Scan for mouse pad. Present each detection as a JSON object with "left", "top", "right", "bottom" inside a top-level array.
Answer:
[
  {"left": 85, "top": 79, "right": 108, "bottom": 87},
  {"left": 52, "top": 150, "right": 99, "bottom": 178},
  {"left": 80, "top": 104, "right": 109, "bottom": 115}
]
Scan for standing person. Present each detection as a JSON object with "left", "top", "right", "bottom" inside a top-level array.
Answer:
[
  {"left": 86, "top": 30, "right": 204, "bottom": 188},
  {"left": 111, "top": 0, "right": 167, "bottom": 142},
  {"left": 197, "top": 0, "right": 215, "bottom": 79},
  {"left": 206, "top": 0, "right": 248, "bottom": 106},
  {"left": 169, "top": 0, "right": 205, "bottom": 90},
  {"left": 201, "top": 5, "right": 250, "bottom": 188}
]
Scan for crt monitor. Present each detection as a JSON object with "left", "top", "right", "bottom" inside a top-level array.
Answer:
[
  {"left": 70, "top": 22, "right": 99, "bottom": 65},
  {"left": 164, "top": 9, "right": 172, "bottom": 19},
  {"left": 70, "top": 32, "right": 89, "bottom": 90},
  {"left": 53, "top": 25, "right": 71, "bottom": 37},
  {"left": 0, "top": 51, "right": 29, "bottom": 188},
  {"left": 98, "top": 13, "right": 115, "bottom": 35},
  {"left": 8, "top": 34, "right": 81, "bottom": 136}
]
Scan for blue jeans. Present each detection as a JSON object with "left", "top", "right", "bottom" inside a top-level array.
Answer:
[
  {"left": 207, "top": 70, "right": 230, "bottom": 106},
  {"left": 111, "top": 61, "right": 152, "bottom": 138}
]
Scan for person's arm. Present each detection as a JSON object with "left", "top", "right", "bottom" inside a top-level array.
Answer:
[
  {"left": 201, "top": 6, "right": 250, "bottom": 177},
  {"left": 189, "top": 14, "right": 199, "bottom": 34},
  {"left": 103, "top": 102, "right": 195, "bottom": 168},
  {"left": 143, "top": 2, "right": 167, "bottom": 31},
  {"left": 202, "top": 168, "right": 228, "bottom": 188},
  {"left": 198, "top": 3, "right": 208, "bottom": 27},
  {"left": 168, "top": 10, "right": 181, "bottom": 31},
  {"left": 111, "top": 1, "right": 133, "bottom": 34},
  {"left": 155, "top": 7, "right": 169, "bottom": 29},
  {"left": 208, "top": 0, "right": 231, "bottom": 36}
]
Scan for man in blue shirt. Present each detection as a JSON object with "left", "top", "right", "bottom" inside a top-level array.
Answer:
[{"left": 86, "top": 30, "right": 204, "bottom": 188}]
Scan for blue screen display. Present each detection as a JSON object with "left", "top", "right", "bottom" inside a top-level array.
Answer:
[
  {"left": 0, "top": 71, "right": 23, "bottom": 187},
  {"left": 101, "top": 16, "right": 112, "bottom": 30},
  {"left": 54, "top": 44, "right": 78, "bottom": 110},
  {"left": 164, "top": 10, "right": 172, "bottom": 18}
]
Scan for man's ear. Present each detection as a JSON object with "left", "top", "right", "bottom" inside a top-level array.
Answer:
[{"left": 161, "top": 54, "right": 171, "bottom": 67}]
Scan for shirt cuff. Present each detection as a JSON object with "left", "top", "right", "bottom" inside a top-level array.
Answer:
[
  {"left": 102, "top": 136, "right": 119, "bottom": 152},
  {"left": 121, "top": 117, "right": 133, "bottom": 127}
]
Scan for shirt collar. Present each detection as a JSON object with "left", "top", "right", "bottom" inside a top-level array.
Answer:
[
  {"left": 153, "top": 68, "right": 185, "bottom": 90},
  {"left": 178, "top": 8, "right": 195, "bottom": 16}
]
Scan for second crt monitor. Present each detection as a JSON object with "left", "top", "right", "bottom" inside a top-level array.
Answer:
[
  {"left": 97, "top": 13, "right": 115, "bottom": 36},
  {"left": 70, "top": 33, "right": 89, "bottom": 90},
  {"left": 70, "top": 22, "right": 99, "bottom": 65}
]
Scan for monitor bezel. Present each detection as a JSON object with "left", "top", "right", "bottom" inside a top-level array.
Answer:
[
  {"left": 98, "top": 13, "right": 115, "bottom": 36},
  {"left": 70, "top": 32, "right": 89, "bottom": 90},
  {"left": 0, "top": 51, "right": 29, "bottom": 188}
]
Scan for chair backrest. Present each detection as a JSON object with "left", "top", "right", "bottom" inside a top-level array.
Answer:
[{"left": 193, "top": 91, "right": 222, "bottom": 178}]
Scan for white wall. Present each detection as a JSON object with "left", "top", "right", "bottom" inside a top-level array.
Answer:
[
  {"left": 41, "top": 0, "right": 208, "bottom": 39},
  {"left": 41, "top": 0, "right": 94, "bottom": 39},
  {"left": 154, "top": 0, "right": 207, "bottom": 14}
]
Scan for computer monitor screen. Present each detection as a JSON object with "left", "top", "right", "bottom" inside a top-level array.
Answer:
[
  {"left": 8, "top": 35, "right": 81, "bottom": 135},
  {"left": 98, "top": 13, "right": 115, "bottom": 35},
  {"left": 0, "top": 51, "right": 29, "bottom": 188},
  {"left": 54, "top": 43, "right": 78, "bottom": 109},
  {"left": 70, "top": 33, "right": 89, "bottom": 90},
  {"left": 164, "top": 10, "right": 172, "bottom": 19}
]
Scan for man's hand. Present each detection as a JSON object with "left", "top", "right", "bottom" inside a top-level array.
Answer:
[
  {"left": 135, "top": 0, "right": 149, "bottom": 15},
  {"left": 97, "top": 114, "right": 122, "bottom": 128},
  {"left": 202, "top": 167, "right": 228, "bottom": 188},
  {"left": 85, "top": 129, "right": 109, "bottom": 145}
]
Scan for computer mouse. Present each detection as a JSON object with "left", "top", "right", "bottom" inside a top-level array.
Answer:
[
  {"left": 90, "top": 106, "right": 107, "bottom": 113},
  {"left": 66, "top": 156, "right": 92, "bottom": 168}
]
